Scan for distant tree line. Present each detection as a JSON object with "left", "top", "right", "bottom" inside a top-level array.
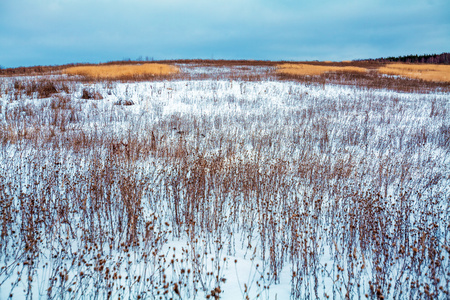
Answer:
[{"left": 368, "top": 53, "right": 450, "bottom": 64}]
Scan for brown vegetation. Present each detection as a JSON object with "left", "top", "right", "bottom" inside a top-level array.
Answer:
[
  {"left": 2, "top": 59, "right": 449, "bottom": 91},
  {"left": 63, "top": 63, "right": 179, "bottom": 80},
  {"left": 378, "top": 63, "right": 450, "bottom": 83},
  {"left": 276, "top": 63, "right": 368, "bottom": 76},
  {"left": 0, "top": 74, "right": 448, "bottom": 299},
  {"left": 276, "top": 62, "right": 450, "bottom": 92}
]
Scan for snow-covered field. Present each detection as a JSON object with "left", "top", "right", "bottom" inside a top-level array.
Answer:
[{"left": 0, "top": 68, "right": 449, "bottom": 299}]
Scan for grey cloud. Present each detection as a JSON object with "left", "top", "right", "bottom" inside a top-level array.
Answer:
[{"left": 0, "top": 0, "right": 449, "bottom": 67}]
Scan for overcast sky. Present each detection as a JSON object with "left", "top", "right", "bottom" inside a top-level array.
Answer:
[{"left": 0, "top": 0, "right": 449, "bottom": 67}]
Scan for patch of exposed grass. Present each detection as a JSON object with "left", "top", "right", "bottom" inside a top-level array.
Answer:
[
  {"left": 276, "top": 63, "right": 367, "bottom": 76},
  {"left": 378, "top": 63, "right": 450, "bottom": 82},
  {"left": 63, "top": 63, "right": 179, "bottom": 80}
]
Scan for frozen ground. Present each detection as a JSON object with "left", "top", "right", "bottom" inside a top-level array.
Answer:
[{"left": 0, "top": 69, "right": 449, "bottom": 299}]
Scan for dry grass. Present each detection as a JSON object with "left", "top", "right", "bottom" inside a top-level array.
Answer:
[
  {"left": 276, "top": 63, "right": 367, "bottom": 76},
  {"left": 378, "top": 63, "right": 450, "bottom": 82},
  {"left": 276, "top": 62, "right": 450, "bottom": 92},
  {"left": 3, "top": 60, "right": 449, "bottom": 91},
  {"left": 63, "top": 63, "right": 179, "bottom": 80},
  {"left": 0, "top": 76, "right": 449, "bottom": 298}
]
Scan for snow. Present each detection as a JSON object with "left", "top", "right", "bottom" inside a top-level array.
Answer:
[{"left": 0, "top": 68, "right": 449, "bottom": 299}]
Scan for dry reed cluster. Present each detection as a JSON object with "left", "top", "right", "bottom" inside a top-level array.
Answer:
[
  {"left": 277, "top": 62, "right": 450, "bottom": 85},
  {"left": 63, "top": 63, "right": 179, "bottom": 80},
  {"left": 378, "top": 63, "right": 450, "bottom": 82}
]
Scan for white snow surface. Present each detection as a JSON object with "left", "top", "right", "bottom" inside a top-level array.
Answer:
[{"left": 0, "top": 72, "right": 449, "bottom": 299}]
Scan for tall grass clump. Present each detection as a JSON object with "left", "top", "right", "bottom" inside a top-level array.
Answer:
[
  {"left": 378, "top": 63, "right": 450, "bottom": 82},
  {"left": 63, "top": 63, "right": 179, "bottom": 80}
]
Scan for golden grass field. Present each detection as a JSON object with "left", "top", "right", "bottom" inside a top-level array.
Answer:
[
  {"left": 276, "top": 63, "right": 368, "bottom": 76},
  {"left": 377, "top": 63, "right": 450, "bottom": 83},
  {"left": 277, "top": 62, "right": 450, "bottom": 83},
  {"left": 63, "top": 63, "right": 179, "bottom": 80}
]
